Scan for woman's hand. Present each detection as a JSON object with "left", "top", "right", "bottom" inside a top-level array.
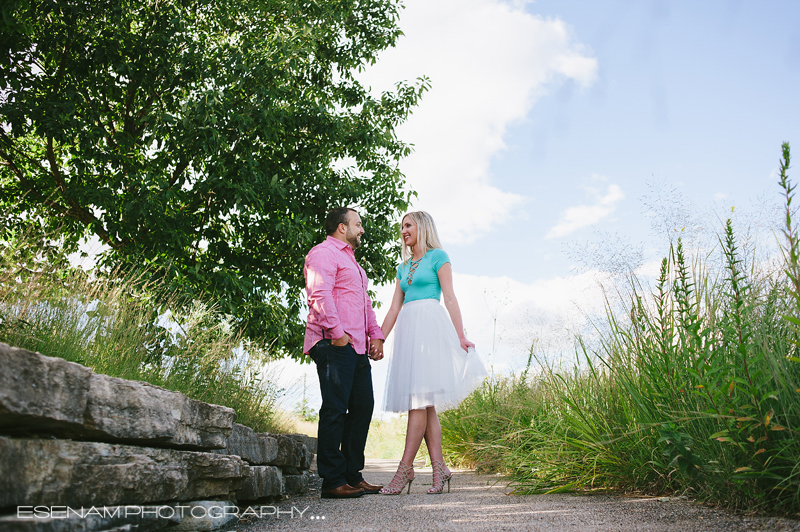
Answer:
[{"left": 459, "top": 337, "right": 475, "bottom": 352}]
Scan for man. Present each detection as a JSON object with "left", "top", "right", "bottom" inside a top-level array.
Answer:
[{"left": 304, "top": 207, "right": 386, "bottom": 499}]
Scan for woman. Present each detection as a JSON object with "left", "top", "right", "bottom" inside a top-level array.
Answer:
[{"left": 377, "top": 211, "right": 487, "bottom": 495}]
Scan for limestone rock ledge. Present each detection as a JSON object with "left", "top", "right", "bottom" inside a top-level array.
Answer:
[
  {"left": 284, "top": 470, "right": 315, "bottom": 495},
  {"left": 212, "top": 423, "right": 279, "bottom": 464},
  {"left": 213, "top": 424, "right": 315, "bottom": 470},
  {"left": 0, "top": 436, "right": 250, "bottom": 508},
  {"left": 0, "top": 342, "right": 318, "bottom": 532},
  {"left": 237, "top": 466, "right": 284, "bottom": 501},
  {"left": 0, "top": 343, "right": 236, "bottom": 450},
  {"left": 271, "top": 434, "right": 310, "bottom": 468}
]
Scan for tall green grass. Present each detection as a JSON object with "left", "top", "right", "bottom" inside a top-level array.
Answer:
[
  {"left": 441, "top": 143, "right": 800, "bottom": 515},
  {"left": 0, "top": 231, "right": 287, "bottom": 433},
  {"left": 364, "top": 415, "right": 430, "bottom": 463}
]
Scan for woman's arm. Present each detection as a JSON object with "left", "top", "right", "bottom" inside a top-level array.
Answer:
[
  {"left": 438, "top": 263, "right": 475, "bottom": 352},
  {"left": 380, "top": 280, "right": 405, "bottom": 338}
]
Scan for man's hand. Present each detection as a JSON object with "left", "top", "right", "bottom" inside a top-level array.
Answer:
[
  {"left": 369, "top": 339, "right": 384, "bottom": 360},
  {"left": 332, "top": 333, "right": 352, "bottom": 347}
]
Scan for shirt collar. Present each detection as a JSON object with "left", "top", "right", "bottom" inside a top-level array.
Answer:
[{"left": 326, "top": 235, "right": 352, "bottom": 252}]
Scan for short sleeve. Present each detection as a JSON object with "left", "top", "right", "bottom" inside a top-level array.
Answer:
[
  {"left": 396, "top": 264, "right": 403, "bottom": 280},
  {"left": 430, "top": 248, "right": 450, "bottom": 272}
]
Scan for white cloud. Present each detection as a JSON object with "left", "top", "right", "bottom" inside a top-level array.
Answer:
[
  {"left": 447, "top": 271, "right": 610, "bottom": 365},
  {"left": 358, "top": 0, "right": 598, "bottom": 244},
  {"left": 546, "top": 183, "right": 625, "bottom": 238},
  {"left": 634, "top": 258, "right": 666, "bottom": 279}
]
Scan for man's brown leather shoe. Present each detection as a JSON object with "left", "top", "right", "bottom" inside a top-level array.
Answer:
[
  {"left": 352, "top": 480, "right": 383, "bottom": 494},
  {"left": 320, "top": 484, "right": 365, "bottom": 499}
]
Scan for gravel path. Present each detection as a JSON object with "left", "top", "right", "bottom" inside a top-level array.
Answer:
[{"left": 228, "top": 459, "right": 800, "bottom": 532}]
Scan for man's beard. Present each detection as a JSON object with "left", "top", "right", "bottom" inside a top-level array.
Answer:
[{"left": 346, "top": 229, "right": 361, "bottom": 249}]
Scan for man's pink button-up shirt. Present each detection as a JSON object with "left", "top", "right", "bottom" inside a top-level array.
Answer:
[{"left": 303, "top": 236, "right": 384, "bottom": 355}]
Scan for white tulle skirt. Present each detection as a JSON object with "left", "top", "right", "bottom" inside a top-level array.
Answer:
[{"left": 383, "top": 299, "right": 488, "bottom": 413}]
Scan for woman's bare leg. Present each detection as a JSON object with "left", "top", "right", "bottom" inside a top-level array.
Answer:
[
  {"left": 379, "top": 409, "right": 425, "bottom": 494},
  {"left": 401, "top": 408, "right": 427, "bottom": 465},
  {"left": 423, "top": 406, "right": 452, "bottom": 493},
  {"left": 423, "top": 406, "right": 446, "bottom": 465}
]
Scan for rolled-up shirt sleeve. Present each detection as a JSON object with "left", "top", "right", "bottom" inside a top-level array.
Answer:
[{"left": 305, "top": 248, "right": 346, "bottom": 340}]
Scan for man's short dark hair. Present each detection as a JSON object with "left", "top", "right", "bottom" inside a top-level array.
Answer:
[{"left": 326, "top": 207, "right": 355, "bottom": 235}]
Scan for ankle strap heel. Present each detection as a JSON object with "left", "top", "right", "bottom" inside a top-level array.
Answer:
[
  {"left": 427, "top": 460, "right": 452, "bottom": 494},
  {"left": 380, "top": 461, "right": 415, "bottom": 495}
]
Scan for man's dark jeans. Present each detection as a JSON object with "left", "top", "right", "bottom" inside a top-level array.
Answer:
[{"left": 309, "top": 340, "right": 374, "bottom": 491}]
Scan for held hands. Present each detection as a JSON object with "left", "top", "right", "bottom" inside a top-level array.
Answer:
[
  {"left": 459, "top": 337, "right": 475, "bottom": 353},
  {"left": 332, "top": 333, "right": 352, "bottom": 347},
  {"left": 331, "top": 333, "right": 383, "bottom": 360},
  {"left": 369, "top": 339, "right": 384, "bottom": 361}
]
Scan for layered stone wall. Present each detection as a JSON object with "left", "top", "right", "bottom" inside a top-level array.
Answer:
[{"left": 0, "top": 343, "right": 317, "bottom": 531}]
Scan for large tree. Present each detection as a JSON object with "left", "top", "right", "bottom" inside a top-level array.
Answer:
[{"left": 0, "top": 0, "right": 425, "bottom": 356}]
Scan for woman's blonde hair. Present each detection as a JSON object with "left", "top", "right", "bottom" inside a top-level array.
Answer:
[{"left": 401, "top": 211, "right": 443, "bottom": 263}]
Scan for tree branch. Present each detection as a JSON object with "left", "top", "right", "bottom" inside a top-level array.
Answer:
[
  {"left": 123, "top": 77, "right": 142, "bottom": 138},
  {"left": 45, "top": 136, "right": 123, "bottom": 249},
  {"left": 169, "top": 160, "right": 191, "bottom": 188},
  {"left": 0, "top": 133, "right": 68, "bottom": 214}
]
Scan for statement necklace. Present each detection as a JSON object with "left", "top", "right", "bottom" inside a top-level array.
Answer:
[{"left": 406, "top": 255, "right": 424, "bottom": 285}]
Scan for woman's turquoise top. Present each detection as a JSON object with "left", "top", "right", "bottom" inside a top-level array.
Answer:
[{"left": 396, "top": 248, "right": 451, "bottom": 302}]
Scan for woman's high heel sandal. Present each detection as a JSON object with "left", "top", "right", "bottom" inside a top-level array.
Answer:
[
  {"left": 379, "top": 461, "right": 415, "bottom": 495},
  {"left": 427, "top": 460, "right": 452, "bottom": 494}
]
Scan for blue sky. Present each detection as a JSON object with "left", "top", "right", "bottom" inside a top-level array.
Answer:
[
  {"left": 450, "top": 0, "right": 800, "bottom": 281},
  {"left": 275, "top": 0, "right": 800, "bottom": 414}
]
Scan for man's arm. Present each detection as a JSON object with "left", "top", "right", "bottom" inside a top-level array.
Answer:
[
  {"left": 305, "top": 247, "right": 347, "bottom": 342},
  {"left": 366, "top": 280, "right": 385, "bottom": 359},
  {"left": 365, "top": 285, "right": 385, "bottom": 343}
]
